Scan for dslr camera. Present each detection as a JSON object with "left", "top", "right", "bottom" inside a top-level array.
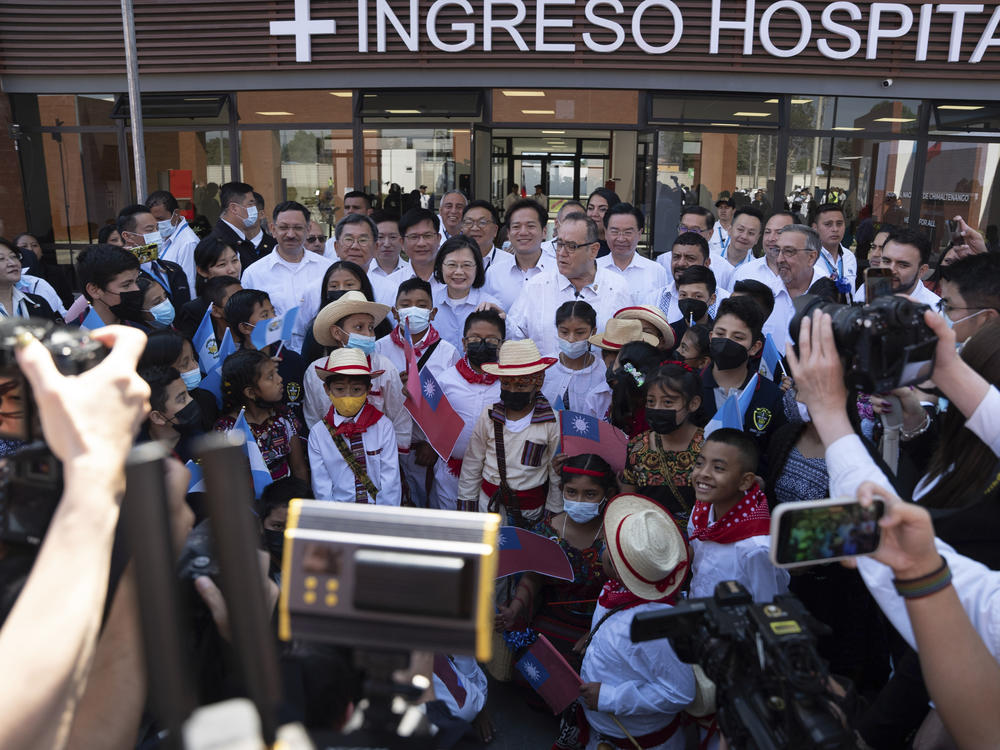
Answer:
[
  {"left": 789, "top": 293, "right": 937, "bottom": 393},
  {"left": 0, "top": 320, "right": 108, "bottom": 547},
  {"left": 632, "top": 581, "right": 859, "bottom": 750}
]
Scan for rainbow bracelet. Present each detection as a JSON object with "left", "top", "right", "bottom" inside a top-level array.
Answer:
[{"left": 892, "top": 557, "right": 952, "bottom": 600}]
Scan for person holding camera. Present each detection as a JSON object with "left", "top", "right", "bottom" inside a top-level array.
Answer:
[{"left": 0, "top": 325, "right": 150, "bottom": 749}]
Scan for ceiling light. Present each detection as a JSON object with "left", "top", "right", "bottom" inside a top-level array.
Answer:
[
  {"left": 838, "top": 156, "right": 863, "bottom": 160},
  {"left": 386, "top": 109, "right": 421, "bottom": 114},
  {"left": 541, "top": 130, "right": 565, "bottom": 134},
  {"left": 832, "top": 126, "right": 864, "bottom": 131},
  {"left": 733, "top": 112, "right": 771, "bottom": 117},
  {"left": 938, "top": 105, "right": 984, "bottom": 111},
  {"left": 764, "top": 98, "right": 779, "bottom": 104},
  {"left": 502, "top": 90, "right": 546, "bottom": 97},
  {"left": 329, "top": 92, "right": 352, "bottom": 98},
  {"left": 255, "top": 111, "right": 294, "bottom": 116},
  {"left": 710, "top": 123, "right": 739, "bottom": 127},
  {"left": 522, "top": 109, "right": 555, "bottom": 115},
  {"left": 790, "top": 98, "right": 813, "bottom": 104},
  {"left": 875, "top": 117, "right": 915, "bottom": 123}
]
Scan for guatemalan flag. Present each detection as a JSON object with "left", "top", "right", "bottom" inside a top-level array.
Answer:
[
  {"left": 557, "top": 410, "right": 629, "bottom": 473},
  {"left": 192, "top": 304, "right": 219, "bottom": 374},
  {"left": 200, "top": 328, "right": 236, "bottom": 409},
  {"left": 515, "top": 634, "right": 583, "bottom": 714},
  {"left": 401, "top": 321, "right": 463, "bottom": 460},
  {"left": 704, "top": 372, "right": 759, "bottom": 436},
  {"left": 251, "top": 307, "right": 298, "bottom": 350},
  {"left": 758, "top": 333, "right": 783, "bottom": 382},
  {"left": 229, "top": 407, "right": 273, "bottom": 498},
  {"left": 185, "top": 460, "right": 206, "bottom": 493},
  {"left": 79, "top": 306, "right": 106, "bottom": 331}
]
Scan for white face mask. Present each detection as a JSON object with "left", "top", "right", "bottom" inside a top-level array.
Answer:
[
  {"left": 157, "top": 218, "right": 174, "bottom": 241},
  {"left": 558, "top": 337, "right": 590, "bottom": 359},
  {"left": 242, "top": 205, "right": 259, "bottom": 229},
  {"left": 142, "top": 231, "right": 161, "bottom": 248},
  {"left": 398, "top": 306, "right": 431, "bottom": 334}
]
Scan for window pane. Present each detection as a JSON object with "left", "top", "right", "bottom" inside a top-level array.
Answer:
[
  {"left": 238, "top": 90, "right": 353, "bottom": 125},
  {"left": 791, "top": 96, "right": 921, "bottom": 135},
  {"left": 363, "top": 128, "right": 471, "bottom": 210},
  {"left": 919, "top": 141, "right": 1000, "bottom": 253},
  {"left": 141, "top": 131, "right": 231, "bottom": 230},
  {"left": 492, "top": 89, "right": 637, "bottom": 125},
  {"left": 650, "top": 95, "right": 778, "bottom": 127}
]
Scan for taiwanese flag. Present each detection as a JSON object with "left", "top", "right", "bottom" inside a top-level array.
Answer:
[
  {"left": 497, "top": 526, "right": 573, "bottom": 581},
  {"left": 401, "top": 321, "right": 463, "bottom": 461},
  {"left": 515, "top": 634, "right": 583, "bottom": 714},
  {"left": 558, "top": 410, "right": 629, "bottom": 474}
]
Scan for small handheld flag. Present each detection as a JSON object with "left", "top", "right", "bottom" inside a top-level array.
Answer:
[
  {"left": 496, "top": 526, "right": 573, "bottom": 580},
  {"left": 200, "top": 328, "right": 236, "bottom": 409},
  {"left": 185, "top": 460, "right": 206, "bottom": 493},
  {"left": 515, "top": 634, "right": 583, "bottom": 714},
  {"left": 229, "top": 407, "right": 274, "bottom": 498},
  {"left": 251, "top": 307, "right": 299, "bottom": 350},
  {"left": 80, "top": 306, "right": 106, "bottom": 331},
  {"left": 401, "top": 319, "right": 463, "bottom": 460},
  {"left": 558, "top": 410, "right": 629, "bottom": 473},
  {"left": 758, "top": 334, "right": 782, "bottom": 382},
  {"left": 192, "top": 304, "right": 219, "bottom": 373},
  {"left": 704, "top": 393, "right": 743, "bottom": 437}
]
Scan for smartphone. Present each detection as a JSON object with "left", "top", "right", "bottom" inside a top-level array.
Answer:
[
  {"left": 770, "top": 497, "right": 885, "bottom": 568},
  {"left": 946, "top": 219, "right": 963, "bottom": 246},
  {"left": 864, "top": 267, "right": 893, "bottom": 304}
]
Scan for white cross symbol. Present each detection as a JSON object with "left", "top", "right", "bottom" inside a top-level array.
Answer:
[{"left": 270, "top": 0, "right": 336, "bottom": 63}]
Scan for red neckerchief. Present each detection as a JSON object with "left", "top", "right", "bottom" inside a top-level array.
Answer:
[
  {"left": 389, "top": 324, "right": 441, "bottom": 357},
  {"left": 597, "top": 579, "right": 676, "bottom": 609},
  {"left": 456, "top": 356, "right": 499, "bottom": 385},
  {"left": 689, "top": 484, "right": 771, "bottom": 544},
  {"left": 324, "top": 402, "right": 385, "bottom": 437}
]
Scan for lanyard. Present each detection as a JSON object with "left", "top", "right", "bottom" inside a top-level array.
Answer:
[
  {"left": 146, "top": 261, "right": 172, "bottom": 294},
  {"left": 822, "top": 251, "right": 844, "bottom": 280}
]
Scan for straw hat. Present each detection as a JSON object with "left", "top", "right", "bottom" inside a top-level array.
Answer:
[
  {"left": 603, "top": 494, "right": 690, "bottom": 601},
  {"left": 313, "top": 291, "right": 390, "bottom": 347},
  {"left": 614, "top": 305, "right": 675, "bottom": 350},
  {"left": 480, "top": 339, "right": 556, "bottom": 377},
  {"left": 588, "top": 318, "right": 657, "bottom": 351},
  {"left": 314, "top": 347, "right": 385, "bottom": 379}
]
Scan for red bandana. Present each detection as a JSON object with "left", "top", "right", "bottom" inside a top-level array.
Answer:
[
  {"left": 597, "top": 579, "right": 676, "bottom": 609},
  {"left": 689, "top": 484, "right": 771, "bottom": 544},
  {"left": 389, "top": 324, "right": 441, "bottom": 357},
  {"left": 325, "top": 402, "right": 385, "bottom": 437},
  {"left": 456, "top": 356, "right": 499, "bottom": 385}
]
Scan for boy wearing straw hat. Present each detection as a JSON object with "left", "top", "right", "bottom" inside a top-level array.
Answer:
[
  {"left": 457, "top": 339, "right": 561, "bottom": 523},
  {"left": 577, "top": 493, "right": 696, "bottom": 750},
  {"left": 307, "top": 348, "right": 401, "bottom": 505}
]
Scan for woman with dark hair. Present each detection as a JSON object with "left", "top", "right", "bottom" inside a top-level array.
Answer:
[
  {"left": 11, "top": 233, "right": 40, "bottom": 272},
  {"left": 0, "top": 238, "right": 59, "bottom": 321},
  {"left": 139, "top": 327, "right": 219, "bottom": 430},
  {"left": 586, "top": 188, "right": 621, "bottom": 258},
  {"left": 300, "top": 261, "right": 392, "bottom": 363},
  {"left": 431, "top": 236, "right": 503, "bottom": 350},
  {"left": 174, "top": 235, "right": 244, "bottom": 337},
  {"left": 606, "top": 340, "right": 661, "bottom": 436}
]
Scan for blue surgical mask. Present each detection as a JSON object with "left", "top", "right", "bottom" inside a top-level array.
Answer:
[
  {"left": 157, "top": 218, "right": 174, "bottom": 241},
  {"left": 148, "top": 298, "right": 175, "bottom": 326},
  {"left": 243, "top": 205, "right": 259, "bottom": 229},
  {"left": 558, "top": 337, "right": 590, "bottom": 359},
  {"left": 180, "top": 367, "right": 202, "bottom": 391},
  {"left": 398, "top": 306, "right": 431, "bottom": 334},
  {"left": 347, "top": 332, "right": 377, "bottom": 356},
  {"left": 563, "top": 498, "right": 602, "bottom": 523}
]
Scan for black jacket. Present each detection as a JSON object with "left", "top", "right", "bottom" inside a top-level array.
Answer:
[
  {"left": 19, "top": 291, "right": 61, "bottom": 322},
  {"left": 209, "top": 219, "right": 276, "bottom": 271}
]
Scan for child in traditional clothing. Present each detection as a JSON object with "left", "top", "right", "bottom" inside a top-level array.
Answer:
[
  {"left": 458, "top": 339, "right": 561, "bottom": 523},
  {"left": 307, "top": 348, "right": 401, "bottom": 505},
  {"left": 688, "top": 427, "right": 790, "bottom": 602},
  {"left": 577, "top": 493, "right": 696, "bottom": 750}
]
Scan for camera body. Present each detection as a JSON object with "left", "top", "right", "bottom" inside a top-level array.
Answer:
[
  {"left": 632, "top": 581, "right": 856, "bottom": 750},
  {"left": 790, "top": 294, "right": 937, "bottom": 393},
  {"left": 0, "top": 320, "right": 108, "bottom": 547}
]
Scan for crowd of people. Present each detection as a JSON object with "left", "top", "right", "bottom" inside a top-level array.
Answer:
[{"left": 1, "top": 177, "right": 999, "bottom": 750}]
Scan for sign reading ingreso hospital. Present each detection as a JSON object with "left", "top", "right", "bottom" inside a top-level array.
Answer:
[{"left": 270, "top": 0, "right": 1000, "bottom": 63}]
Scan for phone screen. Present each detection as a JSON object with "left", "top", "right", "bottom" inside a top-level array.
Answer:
[
  {"left": 865, "top": 267, "right": 893, "bottom": 304},
  {"left": 773, "top": 500, "right": 884, "bottom": 567}
]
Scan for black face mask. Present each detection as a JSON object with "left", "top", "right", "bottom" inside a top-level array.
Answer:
[
  {"left": 646, "top": 408, "right": 683, "bottom": 434},
  {"left": 710, "top": 337, "right": 750, "bottom": 371},
  {"left": 606, "top": 367, "right": 620, "bottom": 387},
  {"left": 678, "top": 298, "right": 709, "bottom": 324},
  {"left": 500, "top": 388, "right": 534, "bottom": 412},
  {"left": 467, "top": 341, "right": 499, "bottom": 366},
  {"left": 322, "top": 288, "right": 350, "bottom": 307},
  {"left": 109, "top": 289, "right": 146, "bottom": 322},
  {"left": 263, "top": 528, "right": 284, "bottom": 561},
  {"left": 168, "top": 399, "right": 203, "bottom": 436}
]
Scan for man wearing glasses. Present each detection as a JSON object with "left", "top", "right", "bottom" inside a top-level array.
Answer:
[
  {"left": 368, "top": 211, "right": 412, "bottom": 306},
  {"left": 767, "top": 224, "right": 825, "bottom": 351},
  {"left": 507, "top": 212, "right": 630, "bottom": 355},
  {"left": 596, "top": 203, "right": 667, "bottom": 305},
  {"left": 460, "top": 200, "right": 501, "bottom": 270},
  {"left": 241, "top": 200, "right": 333, "bottom": 353},
  {"left": 305, "top": 220, "right": 333, "bottom": 259}
]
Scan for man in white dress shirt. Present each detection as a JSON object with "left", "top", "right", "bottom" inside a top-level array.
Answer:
[
  {"left": 596, "top": 203, "right": 667, "bottom": 305},
  {"left": 368, "top": 212, "right": 412, "bottom": 306},
  {"left": 711, "top": 206, "right": 763, "bottom": 287},
  {"left": 323, "top": 190, "right": 372, "bottom": 256},
  {"left": 881, "top": 227, "right": 941, "bottom": 308},
  {"left": 507, "top": 212, "right": 630, "bottom": 355},
  {"left": 540, "top": 200, "right": 584, "bottom": 257},
  {"left": 711, "top": 196, "right": 734, "bottom": 256},
  {"left": 438, "top": 190, "right": 468, "bottom": 244},
  {"left": 147, "top": 190, "right": 200, "bottom": 292},
  {"left": 733, "top": 211, "right": 797, "bottom": 294},
  {"left": 241, "top": 201, "right": 333, "bottom": 353},
  {"left": 812, "top": 203, "right": 857, "bottom": 292},
  {"left": 650, "top": 233, "right": 729, "bottom": 324},
  {"left": 485, "top": 199, "right": 552, "bottom": 309},
  {"left": 769, "top": 224, "right": 823, "bottom": 351}
]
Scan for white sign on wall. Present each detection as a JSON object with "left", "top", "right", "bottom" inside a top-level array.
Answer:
[{"left": 269, "top": 1, "right": 1000, "bottom": 63}]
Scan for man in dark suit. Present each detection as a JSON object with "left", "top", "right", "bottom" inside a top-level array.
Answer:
[{"left": 209, "top": 181, "right": 276, "bottom": 270}]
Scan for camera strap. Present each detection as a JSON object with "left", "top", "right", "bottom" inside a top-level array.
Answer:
[{"left": 326, "top": 423, "right": 380, "bottom": 502}]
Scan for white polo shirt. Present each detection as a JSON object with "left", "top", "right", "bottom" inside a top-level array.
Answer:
[
  {"left": 484, "top": 250, "right": 552, "bottom": 310},
  {"left": 597, "top": 251, "right": 668, "bottom": 306},
  {"left": 368, "top": 256, "right": 413, "bottom": 307}
]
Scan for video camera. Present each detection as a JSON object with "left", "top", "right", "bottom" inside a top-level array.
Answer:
[
  {"left": 632, "top": 581, "right": 859, "bottom": 750},
  {"left": 0, "top": 320, "right": 107, "bottom": 548},
  {"left": 789, "top": 293, "right": 937, "bottom": 393}
]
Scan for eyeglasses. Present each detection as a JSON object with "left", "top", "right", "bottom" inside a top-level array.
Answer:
[
  {"left": 464, "top": 335, "right": 502, "bottom": 347},
  {"left": 606, "top": 229, "right": 638, "bottom": 239},
  {"left": 377, "top": 233, "right": 401, "bottom": 244},
  {"left": 306, "top": 235, "right": 326, "bottom": 243},
  {"left": 443, "top": 261, "right": 476, "bottom": 272},
  {"left": 461, "top": 218, "right": 495, "bottom": 229},
  {"left": 775, "top": 246, "right": 804, "bottom": 257},
  {"left": 677, "top": 224, "right": 707, "bottom": 235},
  {"left": 339, "top": 235, "right": 372, "bottom": 248},
  {"left": 405, "top": 232, "right": 439, "bottom": 243},
  {"left": 936, "top": 300, "right": 984, "bottom": 315},
  {"left": 555, "top": 239, "right": 597, "bottom": 253}
]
